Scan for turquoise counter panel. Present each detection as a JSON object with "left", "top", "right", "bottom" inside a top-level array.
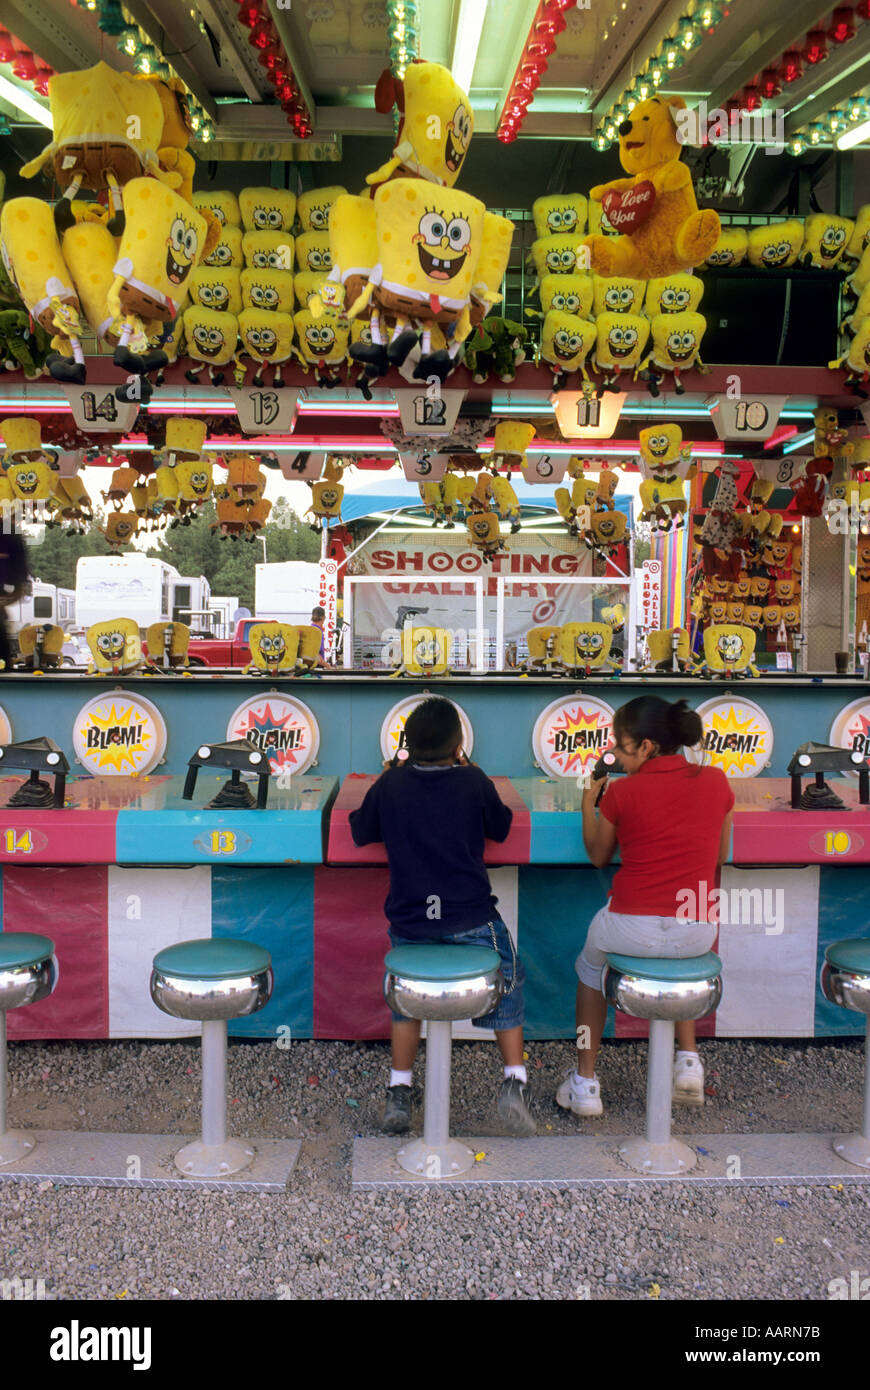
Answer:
[
  {"left": 514, "top": 777, "right": 621, "bottom": 865},
  {"left": 115, "top": 775, "right": 338, "bottom": 864}
]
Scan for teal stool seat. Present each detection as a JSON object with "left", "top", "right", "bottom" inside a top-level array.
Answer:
[
  {"left": 605, "top": 952, "right": 722, "bottom": 984},
  {"left": 0, "top": 934, "right": 55, "bottom": 972},
  {"left": 821, "top": 939, "right": 870, "bottom": 1170},
  {"left": 385, "top": 945, "right": 500, "bottom": 983},
  {"left": 825, "top": 939, "right": 870, "bottom": 975},
  {"left": 153, "top": 938, "right": 272, "bottom": 982}
]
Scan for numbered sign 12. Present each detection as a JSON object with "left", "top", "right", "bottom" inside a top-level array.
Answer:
[
  {"left": 394, "top": 389, "right": 465, "bottom": 436},
  {"left": 399, "top": 451, "right": 450, "bottom": 480},
  {"left": 228, "top": 388, "right": 300, "bottom": 435},
  {"left": 552, "top": 391, "right": 625, "bottom": 439},
  {"left": 59, "top": 386, "right": 139, "bottom": 434},
  {"left": 279, "top": 451, "right": 326, "bottom": 481},
  {"left": 521, "top": 453, "right": 568, "bottom": 485},
  {"left": 708, "top": 395, "right": 787, "bottom": 441}
]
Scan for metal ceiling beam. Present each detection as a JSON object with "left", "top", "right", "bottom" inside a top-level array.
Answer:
[
  {"left": 706, "top": 0, "right": 837, "bottom": 111},
  {"left": 195, "top": 0, "right": 265, "bottom": 103},
  {"left": 4, "top": 0, "right": 95, "bottom": 73},
  {"left": 591, "top": 0, "right": 688, "bottom": 117},
  {"left": 494, "top": 0, "right": 543, "bottom": 131},
  {"left": 266, "top": 0, "right": 316, "bottom": 125},
  {"left": 122, "top": 0, "right": 218, "bottom": 118}
]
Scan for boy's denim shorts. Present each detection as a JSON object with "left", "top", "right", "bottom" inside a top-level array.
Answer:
[{"left": 387, "top": 916, "right": 525, "bottom": 1031}]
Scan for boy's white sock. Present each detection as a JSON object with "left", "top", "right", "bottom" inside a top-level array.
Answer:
[
  {"left": 390, "top": 1069, "right": 412, "bottom": 1088},
  {"left": 675, "top": 1050, "right": 699, "bottom": 1059},
  {"left": 504, "top": 1065, "right": 527, "bottom": 1084}
]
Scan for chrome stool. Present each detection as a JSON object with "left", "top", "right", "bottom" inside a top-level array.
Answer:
[
  {"left": 0, "top": 933, "right": 57, "bottom": 1166},
  {"left": 603, "top": 952, "right": 722, "bottom": 1175},
  {"left": 384, "top": 945, "right": 502, "bottom": 1179},
  {"left": 151, "top": 938, "right": 273, "bottom": 1178},
  {"left": 821, "top": 938, "right": 870, "bottom": 1170}
]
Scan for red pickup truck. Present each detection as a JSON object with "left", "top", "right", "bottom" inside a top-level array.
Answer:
[{"left": 185, "top": 619, "right": 257, "bottom": 667}]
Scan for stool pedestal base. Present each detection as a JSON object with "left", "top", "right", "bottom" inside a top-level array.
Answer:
[
  {"left": 396, "top": 1136, "right": 475, "bottom": 1179},
  {"left": 0, "top": 1130, "right": 35, "bottom": 1167},
  {"left": 618, "top": 1135, "right": 698, "bottom": 1176},
  {"left": 833, "top": 1133, "right": 870, "bottom": 1170},
  {"left": 173, "top": 1136, "right": 256, "bottom": 1179}
]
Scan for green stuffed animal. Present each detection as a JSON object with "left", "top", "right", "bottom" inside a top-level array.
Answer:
[
  {"left": 461, "top": 316, "right": 528, "bottom": 383},
  {"left": 0, "top": 309, "right": 51, "bottom": 378}
]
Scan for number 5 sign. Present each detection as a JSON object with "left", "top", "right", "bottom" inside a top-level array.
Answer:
[
  {"left": 227, "top": 388, "right": 300, "bottom": 434},
  {"left": 708, "top": 395, "right": 787, "bottom": 441}
]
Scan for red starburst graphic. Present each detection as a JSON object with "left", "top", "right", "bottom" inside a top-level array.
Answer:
[
  {"left": 231, "top": 700, "right": 308, "bottom": 773},
  {"left": 545, "top": 704, "right": 611, "bottom": 775}
]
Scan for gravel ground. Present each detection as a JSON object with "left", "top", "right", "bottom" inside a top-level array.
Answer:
[{"left": 1, "top": 1035, "right": 869, "bottom": 1301}]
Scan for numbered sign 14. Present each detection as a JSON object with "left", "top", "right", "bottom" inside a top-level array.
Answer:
[{"left": 59, "top": 386, "right": 139, "bottom": 433}]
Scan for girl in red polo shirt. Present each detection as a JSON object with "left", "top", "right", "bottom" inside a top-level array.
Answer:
[{"left": 557, "top": 696, "right": 734, "bottom": 1117}]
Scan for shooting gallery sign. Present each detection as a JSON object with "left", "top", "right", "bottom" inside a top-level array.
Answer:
[
  {"left": 689, "top": 697, "right": 773, "bottom": 778},
  {"left": 227, "top": 695, "right": 319, "bottom": 776},
  {"left": 380, "top": 696, "right": 474, "bottom": 763},
  {"left": 532, "top": 695, "right": 615, "bottom": 777},
  {"left": 73, "top": 692, "right": 166, "bottom": 775}
]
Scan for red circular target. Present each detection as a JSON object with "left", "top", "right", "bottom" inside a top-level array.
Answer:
[{"left": 533, "top": 599, "right": 557, "bottom": 623}]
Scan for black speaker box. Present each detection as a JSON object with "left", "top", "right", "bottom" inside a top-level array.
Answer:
[{"left": 699, "top": 266, "right": 842, "bottom": 366}]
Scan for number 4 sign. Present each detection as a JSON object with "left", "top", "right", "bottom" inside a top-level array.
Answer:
[{"left": 708, "top": 395, "right": 787, "bottom": 441}]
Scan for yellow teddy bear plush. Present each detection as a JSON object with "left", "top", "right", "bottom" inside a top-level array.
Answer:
[{"left": 585, "top": 96, "right": 720, "bottom": 279}]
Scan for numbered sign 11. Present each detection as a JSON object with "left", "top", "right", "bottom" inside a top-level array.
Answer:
[
  {"left": 59, "top": 386, "right": 139, "bottom": 434},
  {"left": 227, "top": 387, "right": 300, "bottom": 434},
  {"left": 707, "top": 395, "right": 787, "bottom": 441},
  {"left": 399, "top": 451, "right": 450, "bottom": 480},
  {"left": 394, "top": 388, "right": 465, "bottom": 436},
  {"left": 279, "top": 451, "right": 326, "bottom": 481},
  {"left": 521, "top": 453, "right": 568, "bottom": 485},
  {"left": 551, "top": 391, "right": 625, "bottom": 439}
]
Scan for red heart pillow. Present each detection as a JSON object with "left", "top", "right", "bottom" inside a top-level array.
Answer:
[{"left": 601, "top": 180, "right": 655, "bottom": 234}]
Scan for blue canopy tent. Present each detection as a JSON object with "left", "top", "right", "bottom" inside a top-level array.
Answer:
[{"left": 338, "top": 479, "right": 634, "bottom": 525}]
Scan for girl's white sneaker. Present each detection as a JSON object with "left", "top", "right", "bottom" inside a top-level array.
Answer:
[{"left": 556, "top": 1070, "right": 603, "bottom": 1117}]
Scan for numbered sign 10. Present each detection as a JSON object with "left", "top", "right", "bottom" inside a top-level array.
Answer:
[
  {"left": 227, "top": 388, "right": 300, "bottom": 435},
  {"left": 708, "top": 395, "right": 787, "bottom": 441}
]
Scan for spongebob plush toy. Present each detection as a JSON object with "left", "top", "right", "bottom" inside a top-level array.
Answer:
[
  {"left": 526, "top": 626, "right": 563, "bottom": 673},
  {"left": 325, "top": 193, "right": 378, "bottom": 321},
  {"left": 644, "top": 273, "right": 703, "bottom": 317},
  {"left": 584, "top": 510, "right": 627, "bottom": 554},
  {"left": 703, "top": 226, "right": 748, "bottom": 268},
  {"left": 532, "top": 195, "right": 588, "bottom": 240},
  {"left": 183, "top": 306, "right": 238, "bottom": 384},
  {"left": 87, "top": 617, "right": 142, "bottom": 674},
  {"left": 6, "top": 459, "right": 57, "bottom": 503},
  {"left": 294, "top": 270, "right": 329, "bottom": 312},
  {"left": 241, "top": 267, "right": 295, "bottom": 315},
  {"left": 193, "top": 191, "right": 241, "bottom": 229},
  {"left": 294, "top": 306, "right": 350, "bottom": 386},
  {"left": 746, "top": 221, "right": 804, "bottom": 269},
  {"left": 296, "top": 231, "right": 333, "bottom": 278},
  {"left": 396, "top": 626, "right": 452, "bottom": 678},
  {"left": 800, "top": 213, "right": 854, "bottom": 269},
  {"left": 695, "top": 624, "right": 760, "bottom": 679},
  {"left": 540, "top": 311, "right": 596, "bottom": 388},
  {"left": 16, "top": 623, "right": 65, "bottom": 671},
  {"left": 530, "top": 235, "right": 588, "bottom": 282},
  {"left": 239, "top": 187, "right": 296, "bottom": 234},
  {"left": 487, "top": 421, "right": 535, "bottom": 472},
  {"left": 646, "top": 627, "right": 691, "bottom": 671},
  {"left": 535, "top": 273, "right": 594, "bottom": 320},
  {"left": 560, "top": 623, "right": 615, "bottom": 675},
  {"left": 592, "top": 276, "right": 645, "bottom": 317},
  {"left": 639, "top": 477, "right": 687, "bottom": 532},
  {"left": 585, "top": 96, "right": 720, "bottom": 278},
  {"left": 245, "top": 623, "right": 299, "bottom": 676},
  {"left": 592, "top": 312, "right": 649, "bottom": 390},
  {"left": 237, "top": 309, "right": 295, "bottom": 387},
  {"left": 203, "top": 224, "right": 244, "bottom": 269},
  {"left": 466, "top": 510, "right": 505, "bottom": 562},
  {"left": 640, "top": 310, "right": 707, "bottom": 394},
  {"left": 297, "top": 187, "right": 348, "bottom": 234},
  {"left": 174, "top": 459, "right": 213, "bottom": 513},
  {"left": 367, "top": 61, "right": 473, "bottom": 189},
  {"left": 145, "top": 621, "right": 190, "bottom": 670},
  {"left": 306, "top": 459, "right": 345, "bottom": 526},
  {"left": 348, "top": 178, "right": 485, "bottom": 381},
  {"left": 0, "top": 199, "right": 87, "bottom": 383},
  {"left": 242, "top": 230, "right": 294, "bottom": 273},
  {"left": 468, "top": 212, "right": 515, "bottom": 329},
  {"left": 638, "top": 423, "right": 692, "bottom": 480},
  {"left": 190, "top": 266, "right": 242, "bottom": 316}
]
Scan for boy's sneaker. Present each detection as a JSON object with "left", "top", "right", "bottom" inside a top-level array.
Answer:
[
  {"left": 556, "top": 1070, "right": 603, "bottom": 1118},
  {"left": 673, "top": 1051, "right": 704, "bottom": 1107},
  {"left": 498, "top": 1078, "right": 536, "bottom": 1136},
  {"left": 382, "top": 1084, "right": 412, "bottom": 1134}
]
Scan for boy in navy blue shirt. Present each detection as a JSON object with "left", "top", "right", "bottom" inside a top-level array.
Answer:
[{"left": 349, "top": 697, "right": 535, "bottom": 1136}]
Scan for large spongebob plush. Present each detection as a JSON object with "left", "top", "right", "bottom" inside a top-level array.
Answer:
[
  {"left": 532, "top": 195, "right": 588, "bottom": 239},
  {"left": 367, "top": 61, "right": 473, "bottom": 188},
  {"left": 559, "top": 622, "right": 615, "bottom": 674},
  {"left": 61, "top": 219, "right": 126, "bottom": 357},
  {"left": 469, "top": 212, "right": 515, "bottom": 328},
  {"left": 0, "top": 199, "right": 87, "bottom": 382},
  {"left": 245, "top": 623, "right": 299, "bottom": 676},
  {"left": 87, "top": 617, "right": 142, "bottom": 675},
  {"left": 695, "top": 624, "right": 760, "bottom": 678},
  {"left": 237, "top": 308, "right": 295, "bottom": 387},
  {"left": 644, "top": 273, "right": 703, "bottom": 317},
  {"left": 585, "top": 96, "right": 720, "bottom": 278},
  {"left": 325, "top": 193, "right": 378, "bottom": 319},
  {"left": 349, "top": 179, "right": 484, "bottom": 381},
  {"left": 297, "top": 187, "right": 347, "bottom": 233},
  {"left": 800, "top": 214, "right": 854, "bottom": 270},
  {"left": 18, "top": 62, "right": 172, "bottom": 233}
]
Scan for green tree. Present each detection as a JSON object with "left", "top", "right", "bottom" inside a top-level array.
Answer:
[
  {"left": 262, "top": 496, "right": 321, "bottom": 562},
  {"left": 212, "top": 548, "right": 256, "bottom": 610},
  {"left": 28, "top": 505, "right": 121, "bottom": 589},
  {"left": 144, "top": 502, "right": 225, "bottom": 580}
]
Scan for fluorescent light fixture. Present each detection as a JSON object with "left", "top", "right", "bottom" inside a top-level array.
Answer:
[
  {"left": 836, "top": 118, "right": 870, "bottom": 151},
  {"left": 0, "top": 74, "right": 52, "bottom": 127},
  {"left": 451, "top": 0, "right": 488, "bottom": 94}
]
